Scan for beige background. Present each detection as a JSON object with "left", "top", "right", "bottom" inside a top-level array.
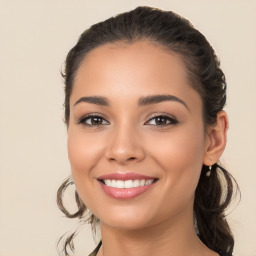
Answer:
[{"left": 0, "top": 0, "right": 255, "bottom": 255}]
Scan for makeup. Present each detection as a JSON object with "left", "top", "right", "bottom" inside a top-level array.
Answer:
[{"left": 97, "top": 172, "right": 158, "bottom": 199}]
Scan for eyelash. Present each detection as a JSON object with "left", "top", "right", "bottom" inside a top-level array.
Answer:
[
  {"left": 77, "top": 113, "right": 109, "bottom": 127},
  {"left": 77, "top": 113, "right": 178, "bottom": 127},
  {"left": 145, "top": 114, "right": 178, "bottom": 126}
]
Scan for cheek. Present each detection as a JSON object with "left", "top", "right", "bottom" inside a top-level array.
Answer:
[
  {"left": 149, "top": 125, "right": 205, "bottom": 194},
  {"left": 68, "top": 128, "right": 103, "bottom": 169},
  {"left": 142, "top": 126, "right": 205, "bottom": 221},
  {"left": 67, "top": 128, "right": 104, "bottom": 197}
]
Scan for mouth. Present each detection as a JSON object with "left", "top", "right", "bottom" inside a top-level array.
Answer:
[
  {"left": 97, "top": 172, "right": 159, "bottom": 199},
  {"left": 98, "top": 178, "right": 157, "bottom": 188}
]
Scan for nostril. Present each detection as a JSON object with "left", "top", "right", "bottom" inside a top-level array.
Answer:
[
  {"left": 128, "top": 157, "right": 136, "bottom": 161},
  {"left": 106, "top": 147, "right": 145, "bottom": 164}
]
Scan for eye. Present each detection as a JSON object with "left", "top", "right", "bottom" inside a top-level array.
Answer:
[
  {"left": 78, "top": 114, "right": 109, "bottom": 126},
  {"left": 145, "top": 115, "right": 178, "bottom": 126}
]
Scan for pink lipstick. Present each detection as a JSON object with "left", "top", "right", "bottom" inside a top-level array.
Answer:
[{"left": 97, "top": 172, "right": 158, "bottom": 199}]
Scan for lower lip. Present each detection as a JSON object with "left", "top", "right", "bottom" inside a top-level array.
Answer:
[{"left": 98, "top": 181, "right": 156, "bottom": 199}]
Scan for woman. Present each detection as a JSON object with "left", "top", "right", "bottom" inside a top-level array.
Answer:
[{"left": 57, "top": 6, "right": 239, "bottom": 256}]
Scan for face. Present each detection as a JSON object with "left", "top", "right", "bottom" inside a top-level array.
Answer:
[{"left": 68, "top": 41, "right": 210, "bottom": 230}]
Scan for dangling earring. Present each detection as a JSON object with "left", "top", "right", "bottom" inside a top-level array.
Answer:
[{"left": 206, "top": 165, "right": 212, "bottom": 177}]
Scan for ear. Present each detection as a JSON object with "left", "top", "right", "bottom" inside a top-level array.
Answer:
[{"left": 203, "top": 111, "right": 229, "bottom": 166}]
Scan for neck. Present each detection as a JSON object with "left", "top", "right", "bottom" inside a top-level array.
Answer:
[{"left": 97, "top": 209, "right": 216, "bottom": 256}]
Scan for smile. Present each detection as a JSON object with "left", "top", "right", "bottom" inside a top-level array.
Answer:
[
  {"left": 102, "top": 179, "right": 154, "bottom": 188},
  {"left": 97, "top": 172, "right": 158, "bottom": 199}
]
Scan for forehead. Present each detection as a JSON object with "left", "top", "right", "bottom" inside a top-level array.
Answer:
[
  {"left": 75, "top": 41, "right": 188, "bottom": 84},
  {"left": 71, "top": 41, "right": 201, "bottom": 106}
]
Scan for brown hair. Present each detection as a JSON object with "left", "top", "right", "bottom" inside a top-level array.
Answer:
[{"left": 57, "top": 6, "right": 239, "bottom": 256}]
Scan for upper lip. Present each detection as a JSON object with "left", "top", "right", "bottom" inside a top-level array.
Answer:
[{"left": 97, "top": 172, "right": 158, "bottom": 181}]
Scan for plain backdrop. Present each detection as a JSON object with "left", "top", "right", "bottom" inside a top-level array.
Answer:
[{"left": 0, "top": 1, "right": 255, "bottom": 256}]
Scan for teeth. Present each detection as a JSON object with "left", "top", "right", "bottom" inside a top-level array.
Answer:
[
  {"left": 105, "top": 179, "right": 112, "bottom": 187},
  {"left": 140, "top": 179, "right": 145, "bottom": 186},
  {"left": 116, "top": 180, "right": 125, "bottom": 188},
  {"left": 103, "top": 179, "right": 154, "bottom": 188},
  {"left": 133, "top": 180, "right": 140, "bottom": 187},
  {"left": 145, "top": 180, "right": 153, "bottom": 185},
  {"left": 124, "top": 180, "right": 133, "bottom": 188}
]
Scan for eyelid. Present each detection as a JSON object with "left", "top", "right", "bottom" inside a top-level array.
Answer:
[
  {"left": 77, "top": 113, "right": 110, "bottom": 126},
  {"left": 76, "top": 112, "right": 177, "bottom": 127},
  {"left": 145, "top": 113, "right": 178, "bottom": 126}
]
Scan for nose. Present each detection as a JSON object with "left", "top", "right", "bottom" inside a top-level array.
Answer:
[{"left": 105, "top": 124, "right": 145, "bottom": 165}]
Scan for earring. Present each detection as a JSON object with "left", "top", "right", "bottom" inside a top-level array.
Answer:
[{"left": 206, "top": 165, "right": 212, "bottom": 177}]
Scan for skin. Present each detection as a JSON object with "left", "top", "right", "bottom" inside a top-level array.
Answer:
[{"left": 67, "top": 41, "right": 228, "bottom": 256}]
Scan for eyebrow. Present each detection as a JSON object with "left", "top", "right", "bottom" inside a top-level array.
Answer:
[
  {"left": 138, "top": 94, "right": 189, "bottom": 110},
  {"left": 74, "top": 94, "right": 189, "bottom": 110},
  {"left": 74, "top": 96, "right": 109, "bottom": 106}
]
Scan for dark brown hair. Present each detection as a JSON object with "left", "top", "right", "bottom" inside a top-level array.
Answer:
[{"left": 57, "top": 6, "right": 239, "bottom": 256}]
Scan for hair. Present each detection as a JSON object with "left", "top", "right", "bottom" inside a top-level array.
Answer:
[{"left": 57, "top": 6, "right": 239, "bottom": 256}]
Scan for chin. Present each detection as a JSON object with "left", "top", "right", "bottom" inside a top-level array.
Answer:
[
  {"left": 96, "top": 206, "right": 161, "bottom": 231},
  {"left": 101, "top": 217, "right": 151, "bottom": 230}
]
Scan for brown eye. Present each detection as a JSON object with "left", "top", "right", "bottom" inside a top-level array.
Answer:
[
  {"left": 78, "top": 115, "right": 109, "bottom": 126},
  {"left": 155, "top": 116, "right": 170, "bottom": 125},
  {"left": 90, "top": 117, "right": 104, "bottom": 125},
  {"left": 146, "top": 115, "right": 178, "bottom": 126}
]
